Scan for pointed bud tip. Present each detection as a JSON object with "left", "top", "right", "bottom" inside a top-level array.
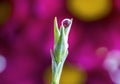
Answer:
[{"left": 54, "top": 17, "right": 57, "bottom": 21}]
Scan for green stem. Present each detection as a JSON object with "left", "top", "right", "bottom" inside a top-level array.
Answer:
[{"left": 52, "top": 62, "right": 64, "bottom": 84}]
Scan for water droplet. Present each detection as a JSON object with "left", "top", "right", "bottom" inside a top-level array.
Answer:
[{"left": 62, "top": 19, "right": 71, "bottom": 28}]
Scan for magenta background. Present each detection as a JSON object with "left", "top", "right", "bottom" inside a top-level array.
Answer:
[{"left": 0, "top": 0, "right": 120, "bottom": 84}]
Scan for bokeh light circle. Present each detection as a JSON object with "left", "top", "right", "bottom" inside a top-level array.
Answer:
[
  {"left": 96, "top": 47, "right": 108, "bottom": 57},
  {"left": 66, "top": 0, "right": 112, "bottom": 22},
  {"left": 0, "top": 2, "right": 11, "bottom": 24},
  {"left": 104, "top": 50, "right": 120, "bottom": 84},
  {"left": 44, "top": 65, "right": 87, "bottom": 84},
  {"left": 0, "top": 55, "right": 7, "bottom": 73}
]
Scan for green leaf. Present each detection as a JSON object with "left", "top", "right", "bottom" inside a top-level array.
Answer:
[
  {"left": 54, "top": 17, "right": 60, "bottom": 46},
  {"left": 54, "top": 26, "right": 66, "bottom": 64}
]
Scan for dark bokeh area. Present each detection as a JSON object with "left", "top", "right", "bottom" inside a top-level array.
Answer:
[{"left": 0, "top": 0, "right": 120, "bottom": 84}]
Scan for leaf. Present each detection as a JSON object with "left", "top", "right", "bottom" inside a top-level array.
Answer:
[
  {"left": 54, "top": 26, "right": 67, "bottom": 64},
  {"left": 54, "top": 17, "right": 60, "bottom": 46}
]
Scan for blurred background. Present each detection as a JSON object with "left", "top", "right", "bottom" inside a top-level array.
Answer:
[{"left": 0, "top": 0, "right": 120, "bottom": 84}]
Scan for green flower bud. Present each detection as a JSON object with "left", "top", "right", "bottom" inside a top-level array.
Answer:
[
  {"left": 52, "top": 17, "right": 72, "bottom": 64},
  {"left": 50, "top": 17, "right": 73, "bottom": 84}
]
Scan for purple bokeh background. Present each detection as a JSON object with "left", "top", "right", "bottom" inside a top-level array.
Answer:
[{"left": 0, "top": 0, "right": 120, "bottom": 84}]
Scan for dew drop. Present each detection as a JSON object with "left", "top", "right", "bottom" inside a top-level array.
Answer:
[{"left": 62, "top": 19, "right": 72, "bottom": 28}]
